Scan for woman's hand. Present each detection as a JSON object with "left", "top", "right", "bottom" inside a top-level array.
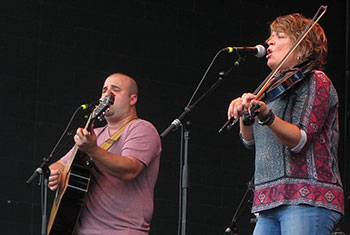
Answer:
[
  {"left": 227, "top": 93, "right": 270, "bottom": 120},
  {"left": 228, "top": 93, "right": 256, "bottom": 119}
]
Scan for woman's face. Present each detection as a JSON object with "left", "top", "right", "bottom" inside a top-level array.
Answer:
[{"left": 266, "top": 31, "right": 300, "bottom": 71}]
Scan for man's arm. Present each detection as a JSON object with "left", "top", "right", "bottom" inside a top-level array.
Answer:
[
  {"left": 75, "top": 127, "right": 145, "bottom": 181},
  {"left": 83, "top": 147, "right": 145, "bottom": 180},
  {"left": 48, "top": 160, "right": 65, "bottom": 191}
]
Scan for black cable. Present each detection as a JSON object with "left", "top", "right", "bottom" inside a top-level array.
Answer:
[{"left": 47, "top": 106, "right": 83, "bottom": 160}]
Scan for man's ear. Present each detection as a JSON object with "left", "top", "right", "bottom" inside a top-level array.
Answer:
[{"left": 130, "top": 94, "right": 137, "bottom": 106}]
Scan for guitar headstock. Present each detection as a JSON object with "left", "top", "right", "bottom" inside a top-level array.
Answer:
[{"left": 91, "top": 93, "right": 115, "bottom": 120}]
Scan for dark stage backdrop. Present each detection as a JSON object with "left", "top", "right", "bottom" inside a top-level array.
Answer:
[{"left": 0, "top": 1, "right": 348, "bottom": 234}]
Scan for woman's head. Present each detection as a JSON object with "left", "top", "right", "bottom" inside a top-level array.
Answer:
[{"left": 268, "top": 13, "right": 328, "bottom": 70}]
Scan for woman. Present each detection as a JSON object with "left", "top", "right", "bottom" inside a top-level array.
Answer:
[{"left": 227, "top": 13, "right": 344, "bottom": 234}]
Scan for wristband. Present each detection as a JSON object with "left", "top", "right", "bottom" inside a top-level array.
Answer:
[{"left": 258, "top": 109, "right": 275, "bottom": 126}]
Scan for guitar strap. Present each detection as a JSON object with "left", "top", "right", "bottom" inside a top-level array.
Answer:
[{"left": 99, "top": 118, "right": 137, "bottom": 151}]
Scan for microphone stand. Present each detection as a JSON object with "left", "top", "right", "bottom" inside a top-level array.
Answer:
[
  {"left": 161, "top": 56, "right": 245, "bottom": 235},
  {"left": 160, "top": 56, "right": 244, "bottom": 137},
  {"left": 26, "top": 105, "right": 84, "bottom": 235},
  {"left": 223, "top": 176, "right": 254, "bottom": 235},
  {"left": 26, "top": 157, "right": 51, "bottom": 235},
  {"left": 179, "top": 121, "right": 191, "bottom": 235}
]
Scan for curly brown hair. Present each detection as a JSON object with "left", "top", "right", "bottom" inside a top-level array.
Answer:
[{"left": 268, "top": 13, "right": 328, "bottom": 70}]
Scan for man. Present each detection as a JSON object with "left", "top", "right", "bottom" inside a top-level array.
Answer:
[{"left": 48, "top": 73, "right": 162, "bottom": 234}]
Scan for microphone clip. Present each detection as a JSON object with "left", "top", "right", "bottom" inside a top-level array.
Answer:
[{"left": 80, "top": 100, "right": 100, "bottom": 110}]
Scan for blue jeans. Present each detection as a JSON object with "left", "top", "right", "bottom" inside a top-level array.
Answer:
[{"left": 252, "top": 205, "right": 342, "bottom": 235}]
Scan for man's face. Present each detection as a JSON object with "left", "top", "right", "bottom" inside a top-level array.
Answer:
[{"left": 101, "top": 74, "right": 134, "bottom": 121}]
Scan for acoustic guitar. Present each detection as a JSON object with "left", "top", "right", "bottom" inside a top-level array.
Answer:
[{"left": 47, "top": 94, "right": 114, "bottom": 235}]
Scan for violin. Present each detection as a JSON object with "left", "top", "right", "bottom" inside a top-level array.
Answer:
[
  {"left": 262, "top": 60, "right": 315, "bottom": 103},
  {"left": 218, "top": 6, "right": 327, "bottom": 132},
  {"left": 242, "top": 61, "right": 315, "bottom": 126}
]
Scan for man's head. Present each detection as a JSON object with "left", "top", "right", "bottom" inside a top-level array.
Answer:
[{"left": 101, "top": 73, "right": 138, "bottom": 122}]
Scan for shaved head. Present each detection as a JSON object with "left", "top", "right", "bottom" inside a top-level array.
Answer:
[{"left": 107, "top": 73, "right": 138, "bottom": 97}]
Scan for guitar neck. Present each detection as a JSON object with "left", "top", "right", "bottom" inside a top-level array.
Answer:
[{"left": 66, "top": 112, "right": 94, "bottom": 171}]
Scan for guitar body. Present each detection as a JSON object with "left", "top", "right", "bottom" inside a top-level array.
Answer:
[
  {"left": 47, "top": 150, "right": 93, "bottom": 234},
  {"left": 46, "top": 94, "right": 114, "bottom": 235}
]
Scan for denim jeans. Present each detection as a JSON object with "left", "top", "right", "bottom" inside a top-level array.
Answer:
[{"left": 252, "top": 205, "right": 342, "bottom": 235}]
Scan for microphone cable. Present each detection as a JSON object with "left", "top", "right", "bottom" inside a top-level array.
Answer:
[{"left": 185, "top": 48, "right": 227, "bottom": 108}]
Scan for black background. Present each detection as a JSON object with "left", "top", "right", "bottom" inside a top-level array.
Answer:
[{"left": 0, "top": 0, "right": 349, "bottom": 234}]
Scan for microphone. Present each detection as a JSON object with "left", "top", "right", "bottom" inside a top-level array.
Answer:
[
  {"left": 80, "top": 100, "right": 100, "bottom": 110},
  {"left": 224, "top": 44, "right": 266, "bottom": 58}
]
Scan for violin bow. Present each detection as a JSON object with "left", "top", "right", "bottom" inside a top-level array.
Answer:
[{"left": 219, "top": 5, "right": 328, "bottom": 133}]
